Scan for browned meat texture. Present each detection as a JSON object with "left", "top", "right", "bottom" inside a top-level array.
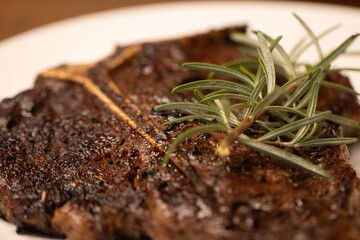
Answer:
[{"left": 0, "top": 27, "right": 360, "bottom": 240}]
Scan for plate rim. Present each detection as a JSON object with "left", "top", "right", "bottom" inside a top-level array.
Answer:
[{"left": 1, "top": 0, "right": 360, "bottom": 46}]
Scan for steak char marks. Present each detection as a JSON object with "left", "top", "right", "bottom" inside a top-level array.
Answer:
[{"left": 0, "top": 27, "right": 360, "bottom": 240}]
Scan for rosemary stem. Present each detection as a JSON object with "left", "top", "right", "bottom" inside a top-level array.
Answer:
[
  {"left": 157, "top": 21, "right": 359, "bottom": 178},
  {"left": 216, "top": 116, "right": 254, "bottom": 157},
  {"left": 261, "top": 140, "right": 288, "bottom": 146}
]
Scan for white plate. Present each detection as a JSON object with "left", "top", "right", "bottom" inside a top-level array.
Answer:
[{"left": 0, "top": 1, "right": 359, "bottom": 239}]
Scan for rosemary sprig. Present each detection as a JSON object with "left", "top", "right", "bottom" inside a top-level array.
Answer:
[{"left": 155, "top": 15, "right": 360, "bottom": 178}]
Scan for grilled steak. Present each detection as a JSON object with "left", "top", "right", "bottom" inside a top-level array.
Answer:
[{"left": 0, "top": 27, "right": 360, "bottom": 240}]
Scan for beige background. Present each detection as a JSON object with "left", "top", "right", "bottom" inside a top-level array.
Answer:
[{"left": 0, "top": 0, "right": 359, "bottom": 41}]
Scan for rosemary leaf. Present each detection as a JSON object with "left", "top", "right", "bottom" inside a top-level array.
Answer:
[
  {"left": 194, "top": 89, "right": 205, "bottom": 102},
  {"left": 230, "top": 103, "right": 255, "bottom": 110},
  {"left": 155, "top": 102, "right": 220, "bottom": 114},
  {"left": 203, "top": 89, "right": 229, "bottom": 98},
  {"left": 230, "top": 32, "right": 258, "bottom": 48},
  {"left": 255, "top": 62, "right": 264, "bottom": 84},
  {"left": 269, "top": 35, "right": 283, "bottom": 52},
  {"left": 257, "top": 111, "right": 331, "bottom": 141},
  {"left": 183, "top": 62, "right": 254, "bottom": 86},
  {"left": 162, "top": 124, "right": 227, "bottom": 166},
  {"left": 223, "top": 59, "right": 260, "bottom": 69},
  {"left": 301, "top": 123, "right": 318, "bottom": 142},
  {"left": 181, "top": 109, "right": 206, "bottom": 117},
  {"left": 290, "top": 23, "right": 341, "bottom": 62},
  {"left": 244, "top": 76, "right": 266, "bottom": 117},
  {"left": 316, "top": 34, "right": 360, "bottom": 71},
  {"left": 331, "top": 67, "right": 360, "bottom": 72},
  {"left": 284, "top": 68, "right": 321, "bottom": 107},
  {"left": 264, "top": 106, "right": 306, "bottom": 117},
  {"left": 326, "top": 114, "right": 360, "bottom": 129},
  {"left": 262, "top": 33, "right": 296, "bottom": 78},
  {"left": 292, "top": 137, "right": 358, "bottom": 147},
  {"left": 322, "top": 80, "right": 360, "bottom": 95},
  {"left": 239, "top": 134, "right": 330, "bottom": 178},
  {"left": 200, "top": 93, "right": 257, "bottom": 104},
  {"left": 215, "top": 99, "right": 232, "bottom": 129},
  {"left": 268, "top": 109, "right": 294, "bottom": 124},
  {"left": 294, "top": 13, "right": 323, "bottom": 60},
  {"left": 291, "top": 74, "right": 322, "bottom": 144},
  {"left": 172, "top": 79, "right": 252, "bottom": 95},
  {"left": 164, "top": 114, "right": 221, "bottom": 125},
  {"left": 255, "top": 120, "right": 282, "bottom": 128},
  {"left": 251, "top": 86, "right": 284, "bottom": 117},
  {"left": 257, "top": 31, "right": 276, "bottom": 93},
  {"left": 194, "top": 90, "right": 221, "bottom": 111},
  {"left": 294, "top": 89, "right": 311, "bottom": 110},
  {"left": 282, "top": 71, "right": 311, "bottom": 89},
  {"left": 239, "top": 66, "right": 257, "bottom": 81}
]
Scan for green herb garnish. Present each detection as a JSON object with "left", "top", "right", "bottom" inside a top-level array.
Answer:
[{"left": 155, "top": 14, "right": 360, "bottom": 178}]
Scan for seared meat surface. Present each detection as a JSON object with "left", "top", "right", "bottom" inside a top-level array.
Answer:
[{"left": 0, "top": 27, "right": 360, "bottom": 240}]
